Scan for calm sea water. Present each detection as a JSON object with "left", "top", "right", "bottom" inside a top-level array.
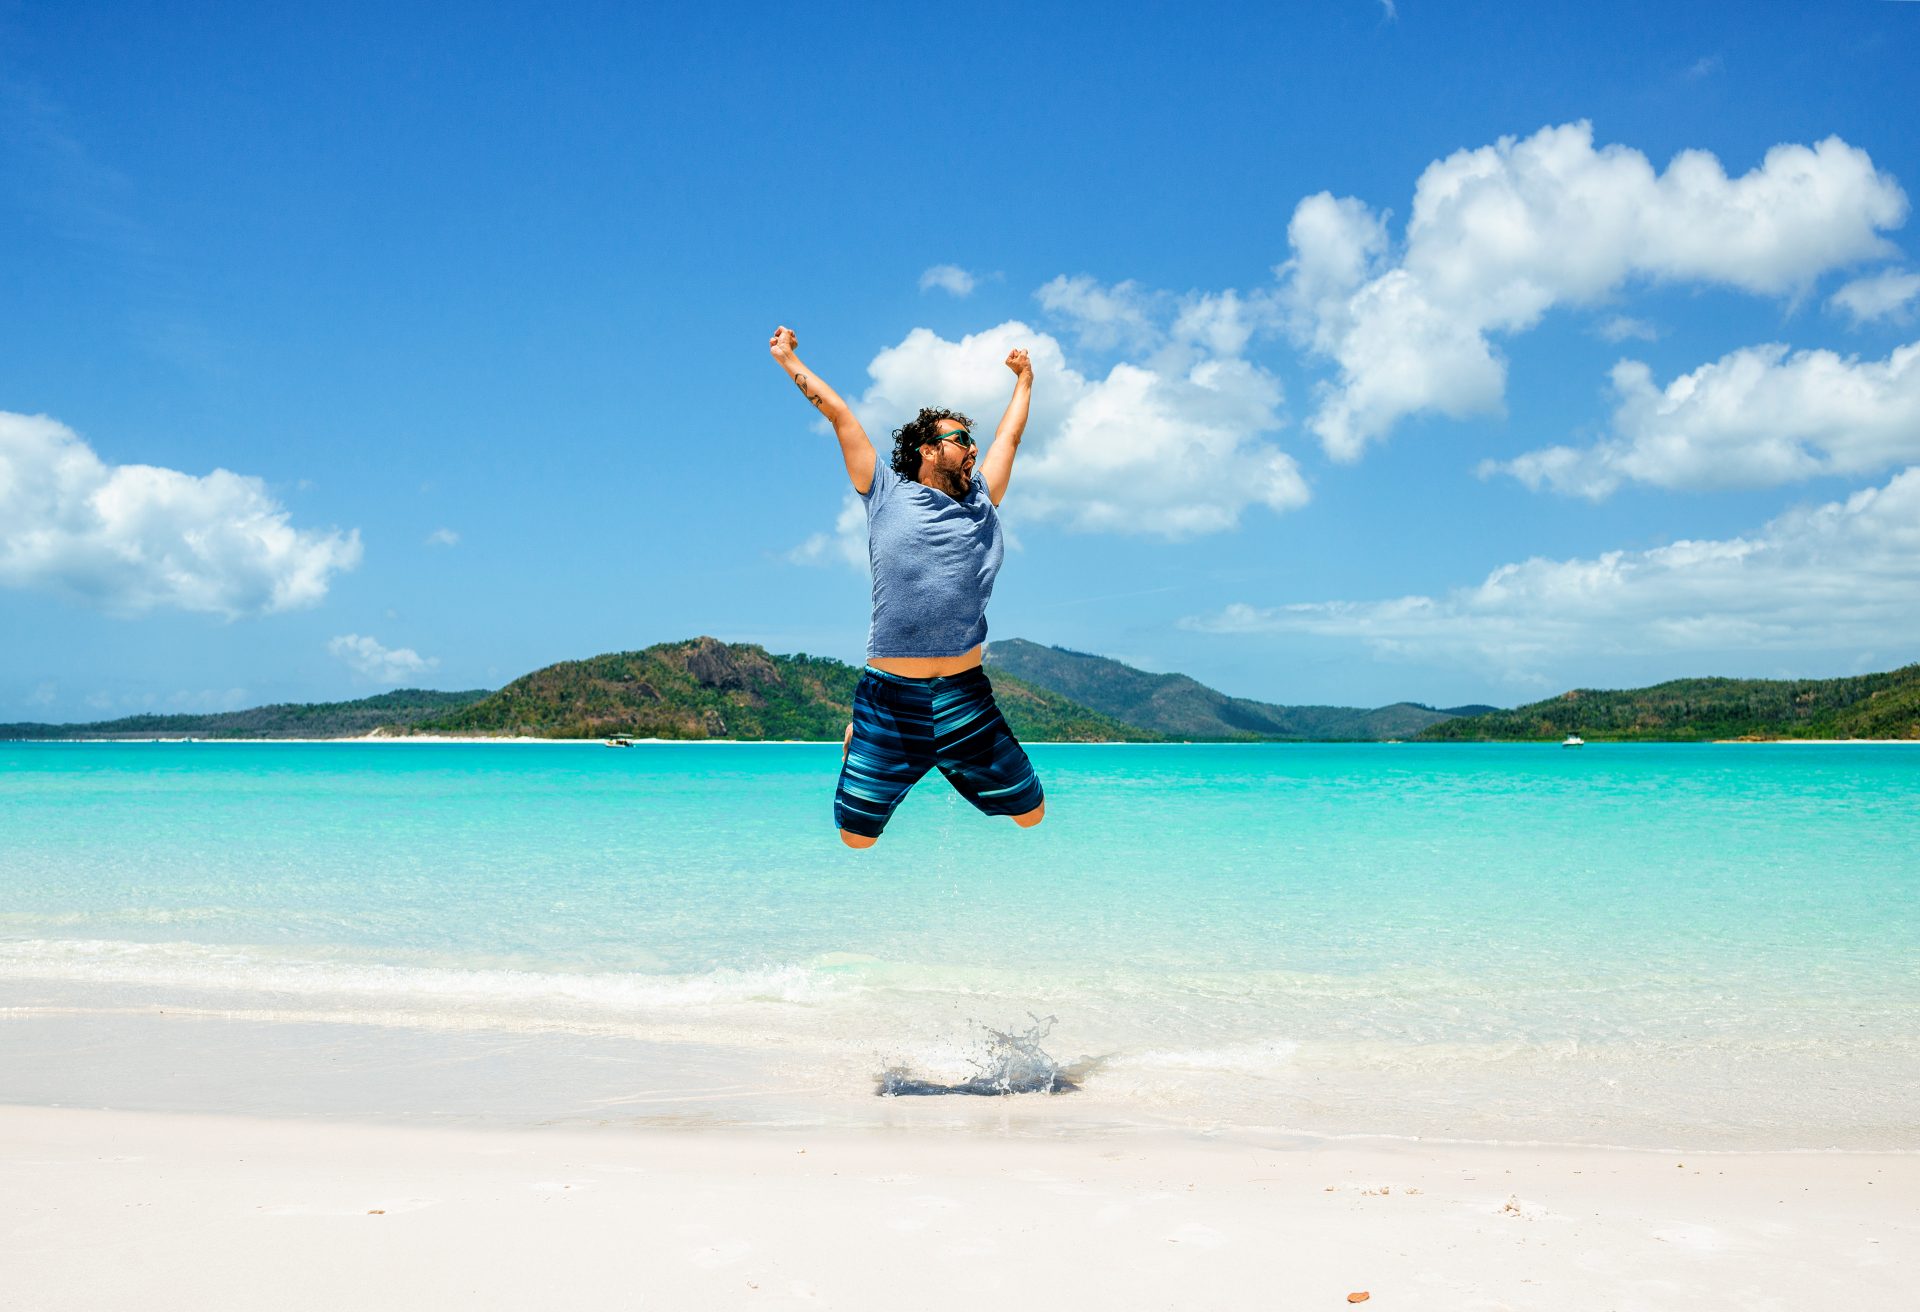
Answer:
[{"left": 2, "top": 741, "right": 1916, "bottom": 1147}]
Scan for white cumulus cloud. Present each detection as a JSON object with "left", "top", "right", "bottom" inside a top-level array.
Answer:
[
  {"left": 1279, "top": 122, "right": 1908, "bottom": 460},
  {"left": 1830, "top": 268, "right": 1920, "bottom": 325},
  {"left": 425, "top": 527, "right": 460, "bottom": 547},
  {"left": 919, "top": 264, "right": 978, "bottom": 297},
  {"left": 1487, "top": 339, "right": 1920, "bottom": 497},
  {"left": 1034, "top": 275, "right": 1164, "bottom": 352},
  {"left": 0, "top": 411, "right": 362, "bottom": 617},
  {"left": 785, "top": 491, "right": 868, "bottom": 571},
  {"left": 328, "top": 634, "right": 437, "bottom": 684},
  {"left": 850, "top": 318, "right": 1304, "bottom": 538},
  {"left": 1185, "top": 465, "right": 1920, "bottom": 675}
]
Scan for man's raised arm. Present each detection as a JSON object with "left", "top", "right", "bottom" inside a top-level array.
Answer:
[
  {"left": 769, "top": 326, "right": 875, "bottom": 494},
  {"left": 980, "top": 347, "right": 1033, "bottom": 506}
]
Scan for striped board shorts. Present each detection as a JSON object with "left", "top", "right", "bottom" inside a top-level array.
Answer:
[{"left": 833, "top": 665, "right": 1045, "bottom": 839}]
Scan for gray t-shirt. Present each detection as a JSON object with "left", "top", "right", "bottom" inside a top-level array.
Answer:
[{"left": 861, "top": 468, "right": 1005, "bottom": 659}]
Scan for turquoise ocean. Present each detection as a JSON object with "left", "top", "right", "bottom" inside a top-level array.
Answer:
[{"left": 2, "top": 741, "right": 1916, "bottom": 1149}]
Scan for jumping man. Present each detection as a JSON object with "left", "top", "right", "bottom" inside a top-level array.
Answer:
[{"left": 768, "top": 325, "right": 1046, "bottom": 848}]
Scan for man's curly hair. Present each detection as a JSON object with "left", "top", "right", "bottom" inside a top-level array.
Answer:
[{"left": 889, "top": 407, "right": 974, "bottom": 480}]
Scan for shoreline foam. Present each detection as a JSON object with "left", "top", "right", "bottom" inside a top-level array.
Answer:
[{"left": 6, "top": 997, "right": 1914, "bottom": 1154}]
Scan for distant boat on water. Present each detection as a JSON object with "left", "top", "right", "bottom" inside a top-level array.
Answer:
[
  {"left": 604, "top": 736, "right": 634, "bottom": 747},
  {"left": 1562, "top": 733, "right": 1585, "bottom": 747}
]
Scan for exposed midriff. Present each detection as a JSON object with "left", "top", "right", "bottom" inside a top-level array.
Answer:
[{"left": 867, "top": 646, "right": 984, "bottom": 677}]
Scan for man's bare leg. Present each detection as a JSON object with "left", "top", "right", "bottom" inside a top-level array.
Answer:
[{"left": 1012, "top": 801, "right": 1045, "bottom": 828}]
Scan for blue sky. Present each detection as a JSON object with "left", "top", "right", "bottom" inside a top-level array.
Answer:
[{"left": 4, "top": 1, "right": 1919, "bottom": 718}]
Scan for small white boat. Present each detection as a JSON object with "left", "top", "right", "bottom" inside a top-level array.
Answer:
[
  {"left": 604, "top": 736, "right": 634, "bottom": 748},
  {"left": 1562, "top": 733, "right": 1585, "bottom": 747}
]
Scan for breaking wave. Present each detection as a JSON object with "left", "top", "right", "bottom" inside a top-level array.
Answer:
[{"left": 0, "top": 938, "right": 832, "bottom": 1012}]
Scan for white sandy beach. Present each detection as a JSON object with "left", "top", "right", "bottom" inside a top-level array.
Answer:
[{"left": 3, "top": 1105, "right": 1912, "bottom": 1310}]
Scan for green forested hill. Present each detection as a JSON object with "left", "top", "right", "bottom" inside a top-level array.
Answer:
[
  {"left": 0, "top": 689, "right": 491, "bottom": 740},
  {"left": 413, "top": 637, "right": 1159, "bottom": 742},
  {"left": 18, "top": 639, "right": 1909, "bottom": 744},
  {"left": 984, "top": 637, "right": 1490, "bottom": 740},
  {"left": 1418, "top": 665, "right": 1920, "bottom": 741}
]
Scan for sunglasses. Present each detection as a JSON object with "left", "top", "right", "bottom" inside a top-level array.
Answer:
[{"left": 931, "top": 429, "right": 976, "bottom": 450}]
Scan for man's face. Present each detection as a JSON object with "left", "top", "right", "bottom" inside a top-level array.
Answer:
[{"left": 919, "top": 418, "right": 975, "bottom": 496}]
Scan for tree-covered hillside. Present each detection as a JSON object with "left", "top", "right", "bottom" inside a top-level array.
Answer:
[
  {"left": 1419, "top": 666, "right": 1920, "bottom": 741},
  {"left": 413, "top": 637, "right": 1159, "bottom": 742},
  {"left": 985, "top": 637, "right": 1488, "bottom": 740},
  {"left": 1, "top": 689, "right": 491, "bottom": 740}
]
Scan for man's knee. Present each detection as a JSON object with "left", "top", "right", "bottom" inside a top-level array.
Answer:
[
  {"left": 1012, "top": 801, "right": 1045, "bottom": 828},
  {"left": 840, "top": 828, "right": 878, "bottom": 849}
]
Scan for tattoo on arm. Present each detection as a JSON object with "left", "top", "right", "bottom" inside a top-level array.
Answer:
[{"left": 793, "top": 373, "right": 826, "bottom": 410}]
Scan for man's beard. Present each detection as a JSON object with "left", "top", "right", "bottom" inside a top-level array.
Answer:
[{"left": 934, "top": 463, "right": 970, "bottom": 498}]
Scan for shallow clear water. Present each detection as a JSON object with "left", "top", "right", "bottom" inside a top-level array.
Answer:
[{"left": 2, "top": 741, "right": 1916, "bottom": 1147}]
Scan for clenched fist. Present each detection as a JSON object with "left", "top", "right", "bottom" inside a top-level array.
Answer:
[
  {"left": 769, "top": 325, "right": 798, "bottom": 361},
  {"left": 1005, "top": 347, "right": 1033, "bottom": 381}
]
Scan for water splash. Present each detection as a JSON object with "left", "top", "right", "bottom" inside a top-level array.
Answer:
[{"left": 876, "top": 1014, "right": 1083, "bottom": 1096}]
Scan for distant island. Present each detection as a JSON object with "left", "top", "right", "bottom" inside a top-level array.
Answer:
[
  {"left": 983, "top": 638, "right": 1494, "bottom": 741},
  {"left": 407, "top": 638, "right": 1150, "bottom": 743},
  {"left": 5, "top": 638, "right": 1915, "bottom": 742},
  {"left": 1420, "top": 666, "right": 1920, "bottom": 742},
  {"left": 0, "top": 639, "right": 1148, "bottom": 744},
  {"left": 0, "top": 689, "right": 491, "bottom": 742}
]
